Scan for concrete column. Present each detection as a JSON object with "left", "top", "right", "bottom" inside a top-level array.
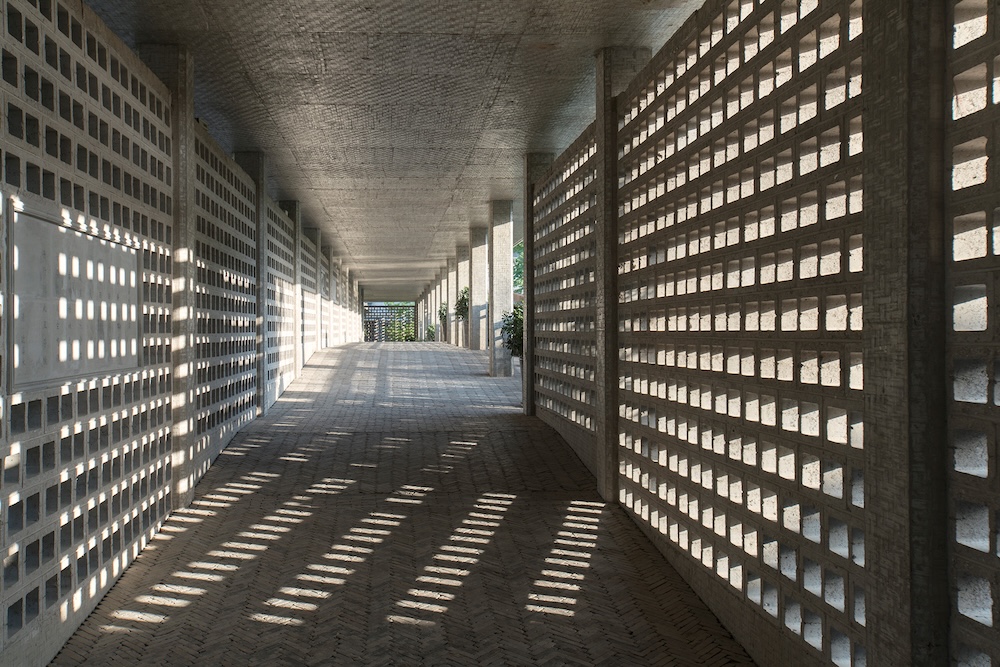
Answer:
[
  {"left": 357, "top": 285, "right": 364, "bottom": 342},
  {"left": 425, "top": 289, "right": 431, "bottom": 341},
  {"left": 434, "top": 272, "right": 445, "bottom": 342},
  {"left": 447, "top": 257, "right": 458, "bottom": 346},
  {"left": 305, "top": 226, "right": 322, "bottom": 360},
  {"left": 416, "top": 290, "right": 423, "bottom": 341},
  {"left": 863, "top": 3, "right": 948, "bottom": 664},
  {"left": 321, "top": 245, "right": 333, "bottom": 348},
  {"left": 488, "top": 200, "right": 513, "bottom": 377},
  {"left": 456, "top": 245, "right": 470, "bottom": 348},
  {"left": 469, "top": 227, "right": 489, "bottom": 351},
  {"left": 280, "top": 201, "right": 304, "bottom": 372},
  {"left": 156, "top": 45, "right": 198, "bottom": 510},
  {"left": 233, "top": 151, "right": 268, "bottom": 415},
  {"left": 354, "top": 280, "right": 363, "bottom": 342},
  {"left": 331, "top": 259, "right": 341, "bottom": 344},
  {"left": 593, "top": 47, "right": 648, "bottom": 501},
  {"left": 429, "top": 277, "right": 436, "bottom": 341},
  {"left": 523, "top": 153, "right": 553, "bottom": 416}
]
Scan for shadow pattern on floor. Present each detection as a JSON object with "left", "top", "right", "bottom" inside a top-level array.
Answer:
[{"left": 51, "top": 343, "right": 755, "bottom": 667}]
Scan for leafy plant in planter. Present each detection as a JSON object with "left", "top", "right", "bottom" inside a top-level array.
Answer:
[
  {"left": 455, "top": 287, "right": 470, "bottom": 321},
  {"left": 437, "top": 303, "right": 448, "bottom": 342},
  {"left": 500, "top": 302, "right": 524, "bottom": 358},
  {"left": 425, "top": 323, "right": 436, "bottom": 341}
]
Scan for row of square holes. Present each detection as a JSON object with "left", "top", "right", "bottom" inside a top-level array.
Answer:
[
  {"left": 621, "top": 117, "right": 862, "bottom": 222},
  {"left": 621, "top": 451, "right": 865, "bottom": 578},
  {"left": 5, "top": 2, "right": 171, "bottom": 150},
  {"left": 619, "top": 0, "right": 860, "bottom": 148},
  {"left": 5, "top": 491, "right": 168, "bottom": 639},
  {"left": 620, "top": 473, "right": 866, "bottom": 666},
  {"left": 621, "top": 58, "right": 861, "bottom": 197},
  {"left": 950, "top": 0, "right": 1000, "bottom": 662},
  {"left": 1, "top": 1, "right": 181, "bottom": 641},
  {"left": 619, "top": 380, "right": 863, "bottom": 448},
  {"left": 619, "top": 175, "right": 863, "bottom": 253},
  {"left": 621, "top": 343, "right": 862, "bottom": 391},
  {"left": 613, "top": 1, "right": 866, "bottom": 662},
  {"left": 1, "top": 83, "right": 170, "bottom": 193},
  {"left": 619, "top": 294, "right": 863, "bottom": 337},
  {"left": 620, "top": 240, "right": 861, "bottom": 304}
]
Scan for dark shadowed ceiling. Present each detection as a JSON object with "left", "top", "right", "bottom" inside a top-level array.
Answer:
[{"left": 86, "top": 0, "right": 700, "bottom": 300}]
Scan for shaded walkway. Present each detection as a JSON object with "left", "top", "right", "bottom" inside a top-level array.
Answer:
[{"left": 51, "top": 344, "right": 754, "bottom": 666}]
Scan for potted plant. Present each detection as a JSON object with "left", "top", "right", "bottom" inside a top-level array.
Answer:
[
  {"left": 438, "top": 303, "right": 448, "bottom": 342},
  {"left": 455, "top": 287, "right": 470, "bottom": 346},
  {"left": 455, "top": 287, "right": 469, "bottom": 321},
  {"left": 500, "top": 302, "right": 524, "bottom": 360}
]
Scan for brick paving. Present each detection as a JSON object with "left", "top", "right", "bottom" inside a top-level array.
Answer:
[{"left": 50, "top": 343, "right": 755, "bottom": 667}]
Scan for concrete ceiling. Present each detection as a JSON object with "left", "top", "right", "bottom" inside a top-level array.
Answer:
[{"left": 87, "top": 0, "right": 700, "bottom": 301}]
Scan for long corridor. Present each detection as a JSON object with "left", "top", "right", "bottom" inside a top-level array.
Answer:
[{"left": 50, "top": 344, "right": 754, "bottom": 666}]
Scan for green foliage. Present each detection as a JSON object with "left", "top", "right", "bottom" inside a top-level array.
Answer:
[
  {"left": 438, "top": 302, "right": 448, "bottom": 324},
  {"left": 425, "top": 323, "right": 437, "bottom": 341},
  {"left": 386, "top": 318, "right": 416, "bottom": 342},
  {"left": 455, "top": 287, "right": 470, "bottom": 321},
  {"left": 500, "top": 302, "right": 524, "bottom": 357},
  {"left": 513, "top": 240, "right": 524, "bottom": 295}
]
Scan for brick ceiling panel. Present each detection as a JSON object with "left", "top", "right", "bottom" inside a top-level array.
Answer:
[{"left": 87, "top": 0, "right": 701, "bottom": 299}]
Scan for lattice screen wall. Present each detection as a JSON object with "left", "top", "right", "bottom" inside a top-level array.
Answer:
[
  {"left": 320, "top": 252, "right": 331, "bottom": 348},
  {"left": 0, "top": 1, "right": 359, "bottom": 661},
  {"left": 531, "top": 127, "right": 599, "bottom": 442},
  {"left": 0, "top": 0, "right": 172, "bottom": 655},
  {"left": 263, "top": 199, "right": 296, "bottom": 410},
  {"left": 363, "top": 303, "right": 417, "bottom": 342},
  {"left": 300, "top": 232, "right": 318, "bottom": 361},
  {"left": 947, "top": 0, "right": 1000, "bottom": 661},
  {"left": 191, "top": 126, "right": 257, "bottom": 472},
  {"left": 614, "top": 0, "right": 865, "bottom": 664}
]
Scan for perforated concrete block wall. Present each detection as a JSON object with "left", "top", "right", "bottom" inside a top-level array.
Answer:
[
  {"left": 320, "top": 252, "right": 332, "bottom": 349},
  {"left": 0, "top": 2, "right": 359, "bottom": 662},
  {"left": 189, "top": 124, "right": 257, "bottom": 481},
  {"left": 0, "top": 0, "right": 173, "bottom": 662},
  {"left": 615, "top": 0, "right": 864, "bottom": 664},
  {"left": 531, "top": 126, "right": 600, "bottom": 472},
  {"left": 300, "top": 232, "right": 318, "bottom": 362},
  {"left": 263, "top": 199, "right": 296, "bottom": 410},
  {"left": 947, "top": 0, "right": 1000, "bottom": 662}
]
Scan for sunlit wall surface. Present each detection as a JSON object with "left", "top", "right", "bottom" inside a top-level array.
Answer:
[
  {"left": 0, "top": 0, "right": 173, "bottom": 658},
  {"left": 947, "top": 0, "right": 1000, "bottom": 661}
]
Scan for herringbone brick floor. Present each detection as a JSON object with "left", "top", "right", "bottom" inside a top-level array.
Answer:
[{"left": 50, "top": 343, "right": 755, "bottom": 667}]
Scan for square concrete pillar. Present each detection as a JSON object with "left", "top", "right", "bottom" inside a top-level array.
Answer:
[
  {"left": 863, "top": 2, "right": 948, "bottom": 664},
  {"left": 593, "top": 47, "right": 649, "bottom": 501},
  {"left": 447, "top": 257, "right": 458, "bottom": 346},
  {"left": 434, "top": 273, "right": 445, "bottom": 342},
  {"left": 160, "top": 45, "right": 199, "bottom": 510},
  {"left": 489, "top": 201, "right": 513, "bottom": 377},
  {"left": 469, "top": 227, "right": 489, "bottom": 351},
  {"left": 456, "top": 245, "right": 470, "bottom": 348}
]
